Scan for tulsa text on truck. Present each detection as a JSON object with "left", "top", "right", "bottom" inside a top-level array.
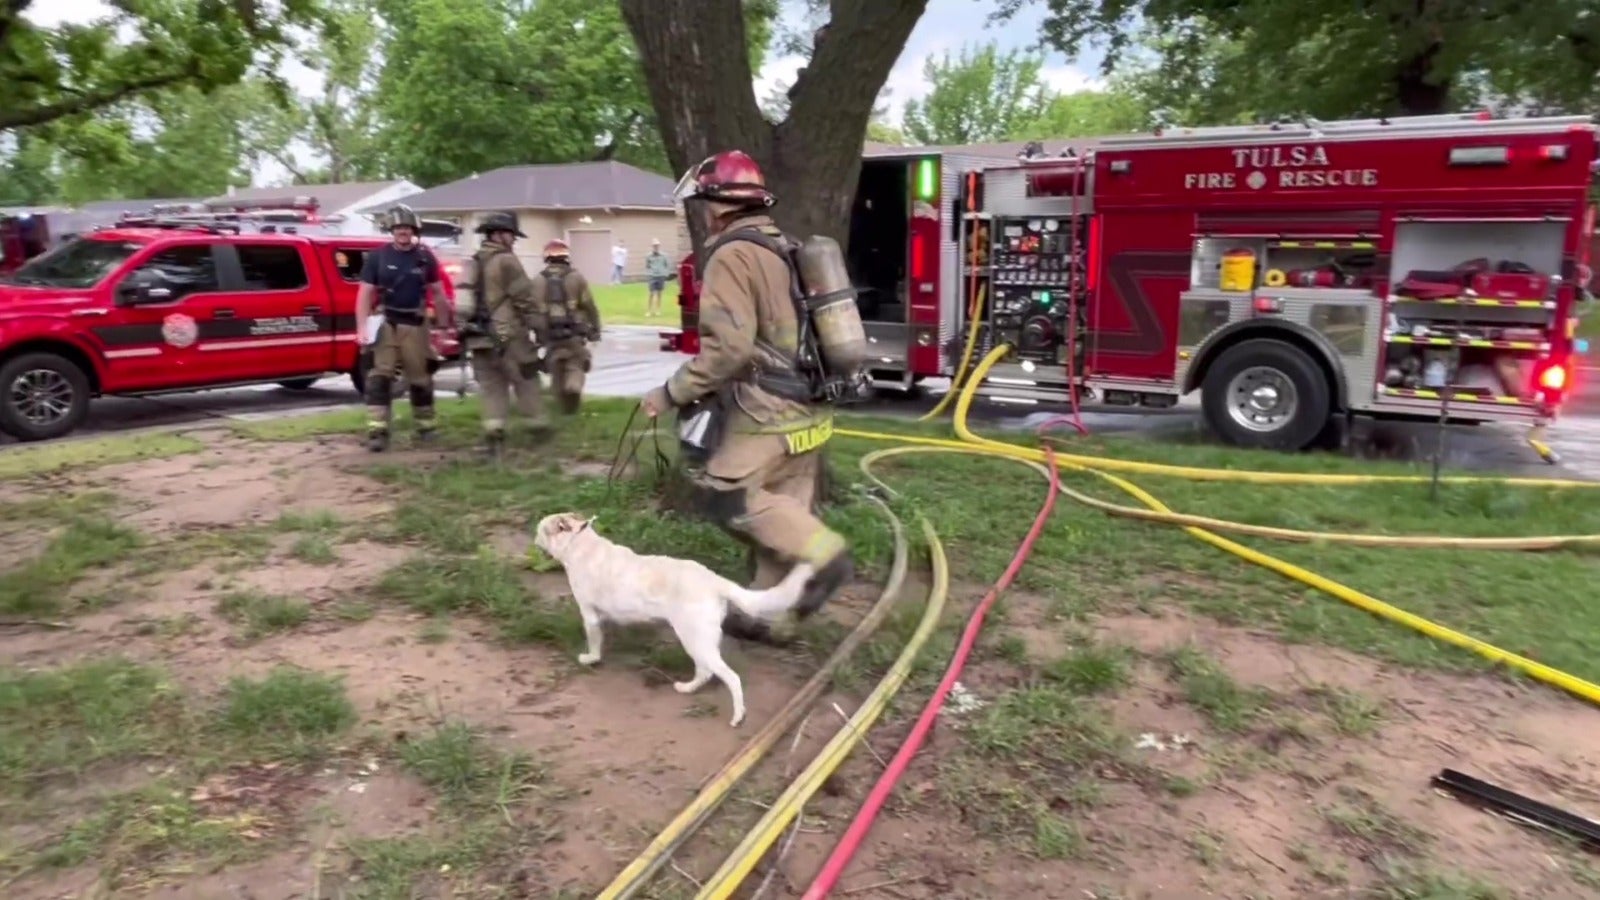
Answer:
[
  {"left": 664, "top": 112, "right": 1598, "bottom": 459},
  {"left": 0, "top": 199, "right": 459, "bottom": 442}
]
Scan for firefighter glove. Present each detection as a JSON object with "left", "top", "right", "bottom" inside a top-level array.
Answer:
[{"left": 641, "top": 384, "right": 673, "bottom": 419}]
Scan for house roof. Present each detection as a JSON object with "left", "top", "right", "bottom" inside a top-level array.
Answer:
[
  {"left": 373, "top": 161, "right": 675, "bottom": 214},
  {"left": 203, "top": 180, "right": 409, "bottom": 213}
]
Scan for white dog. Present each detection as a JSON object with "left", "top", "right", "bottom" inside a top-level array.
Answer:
[{"left": 533, "top": 512, "right": 815, "bottom": 727}]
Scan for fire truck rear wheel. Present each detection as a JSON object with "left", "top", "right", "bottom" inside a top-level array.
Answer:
[
  {"left": 1201, "top": 339, "right": 1331, "bottom": 451},
  {"left": 0, "top": 352, "right": 92, "bottom": 442}
]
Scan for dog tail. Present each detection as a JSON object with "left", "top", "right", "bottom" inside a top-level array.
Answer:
[{"left": 725, "top": 562, "right": 816, "bottom": 621}]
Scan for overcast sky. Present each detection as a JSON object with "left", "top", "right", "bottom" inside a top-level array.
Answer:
[{"left": 31, "top": 0, "right": 1105, "bottom": 188}]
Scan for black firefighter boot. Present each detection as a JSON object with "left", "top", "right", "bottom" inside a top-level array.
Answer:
[
  {"left": 793, "top": 549, "right": 855, "bottom": 621},
  {"left": 720, "top": 545, "right": 792, "bottom": 646},
  {"left": 480, "top": 429, "right": 506, "bottom": 462},
  {"left": 721, "top": 610, "right": 789, "bottom": 646},
  {"left": 365, "top": 428, "right": 390, "bottom": 453}
]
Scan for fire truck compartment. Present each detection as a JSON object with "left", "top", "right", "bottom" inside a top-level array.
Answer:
[{"left": 850, "top": 159, "right": 911, "bottom": 372}]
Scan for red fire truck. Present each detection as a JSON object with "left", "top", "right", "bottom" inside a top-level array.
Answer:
[
  {"left": 661, "top": 146, "right": 1015, "bottom": 359},
  {"left": 667, "top": 113, "right": 1598, "bottom": 458}
]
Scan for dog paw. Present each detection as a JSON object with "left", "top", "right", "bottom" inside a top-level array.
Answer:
[
  {"left": 672, "top": 680, "right": 698, "bottom": 694},
  {"left": 729, "top": 710, "right": 745, "bottom": 728},
  {"left": 577, "top": 653, "right": 601, "bottom": 666}
]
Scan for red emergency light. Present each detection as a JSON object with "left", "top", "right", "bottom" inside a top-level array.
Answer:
[{"left": 1539, "top": 361, "right": 1568, "bottom": 392}]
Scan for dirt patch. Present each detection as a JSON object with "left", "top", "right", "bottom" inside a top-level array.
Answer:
[
  {"left": 84, "top": 435, "right": 390, "bottom": 534},
  {"left": 765, "top": 604, "right": 1600, "bottom": 900}
]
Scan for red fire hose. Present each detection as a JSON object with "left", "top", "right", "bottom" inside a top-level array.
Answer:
[{"left": 799, "top": 446, "right": 1061, "bottom": 899}]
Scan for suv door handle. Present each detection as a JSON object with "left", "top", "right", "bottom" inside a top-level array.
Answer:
[
  {"left": 303, "top": 304, "right": 323, "bottom": 314},
  {"left": 214, "top": 309, "right": 235, "bottom": 319}
]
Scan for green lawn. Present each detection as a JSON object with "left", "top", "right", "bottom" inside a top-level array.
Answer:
[
  {"left": 592, "top": 280, "right": 678, "bottom": 327},
  {"left": 9, "top": 397, "right": 1600, "bottom": 895},
  {"left": 233, "top": 397, "right": 1600, "bottom": 688}
]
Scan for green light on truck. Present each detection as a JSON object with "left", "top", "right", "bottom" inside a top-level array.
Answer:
[{"left": 917, "top": 158, "right": 938, "bottom": 200}]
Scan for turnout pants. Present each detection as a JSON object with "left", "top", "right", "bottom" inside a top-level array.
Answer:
[
  {"left": 470, "top": 346, "right": 543, "bottom": 432},
  {"left": 693, "top": 431, "right": 847, "bottom": 590},
  {"left": 544, "top": 339, "right": 591, "bottom": 415},
  {"left": 364, "top": 318, "right": 436, "bottom": 434}
]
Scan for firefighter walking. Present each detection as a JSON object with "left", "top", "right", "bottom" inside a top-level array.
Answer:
[
  {"left": 356, "top": 204, "right": 450, "bottom": 452},
  {"left": 534, "top": 239, "right": 602, "bottom": 415},
  {"left": 640, "top": 150, "right": 857, "bottom": 643},
  {"left": 457, "top": 211, "right": 548, "bottom": 457}
]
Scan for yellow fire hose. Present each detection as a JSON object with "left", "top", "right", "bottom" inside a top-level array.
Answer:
[
  {"left": 689, "top": 517, "right": 952, "bottom": 899},
  {"left": 843, "top": 343, "right": 1600, "bottom": 707},
  {"left": 594, "top": 495, "right": 914, "bottom": 900},
  {"left": 917, "top": 282, "right": 986, "bottom": 422},
  {"left": 600, "top": 343, "right": 1600, "bottom": 899}
]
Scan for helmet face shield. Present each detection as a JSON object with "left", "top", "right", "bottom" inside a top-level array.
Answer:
[{"left": 674, "top": 160, "right": 711, "bottom": 203}]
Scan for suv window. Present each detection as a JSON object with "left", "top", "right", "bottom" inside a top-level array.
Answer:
[
  {"left": 4, "top": 238, "right": 142, "bottom": 288},
  {"left": 236, "top": 244, "right": 309, "bottom": 291},
  {"left": 132, "top": 245, "right": 219, "bottom": 301},
  {"left": 333, "top": 248, "right": 368, "bottom": 282}
]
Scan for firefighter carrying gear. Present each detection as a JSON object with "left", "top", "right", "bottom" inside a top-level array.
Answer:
[
  {"left": 464, "top": 212, "right": 547, "bottom": 447},
  {"left": 534, "top": 257, "right": 601, "bottom": 415},
  {"left": 647, "top": 159, "right": 854, "bottom": 639}
]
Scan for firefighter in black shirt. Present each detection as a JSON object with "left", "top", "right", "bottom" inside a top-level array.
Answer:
[{"left": 356, "top": 204, "right": 451, "bottom": 452}]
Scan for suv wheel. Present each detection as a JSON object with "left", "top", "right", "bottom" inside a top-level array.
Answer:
[{"left": 0, "top": 352, "right": 92, "bottom": 442}]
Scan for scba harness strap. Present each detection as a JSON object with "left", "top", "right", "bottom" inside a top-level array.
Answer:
[
  {"left": 542, "top": 267, "right": 582, "bottom": 342},
  {"left": 704, "top": 227, "right": 824, "bottom": 404}
]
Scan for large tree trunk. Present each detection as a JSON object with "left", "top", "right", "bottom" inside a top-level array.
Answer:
[
  {"left": 1394, "top": 42, "right": 1450, "bottom": 115},
  {"left": 619, "top": 0, "right": 928, "bottom": 256}
]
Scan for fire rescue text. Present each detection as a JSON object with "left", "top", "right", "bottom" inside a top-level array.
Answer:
[{"left": 1184, "top": 145, "right": 1379, "bottom": 191}]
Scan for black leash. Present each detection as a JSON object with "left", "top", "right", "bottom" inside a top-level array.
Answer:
[{"left": 605, "top": 404, "right": 671, "bottom": 497}]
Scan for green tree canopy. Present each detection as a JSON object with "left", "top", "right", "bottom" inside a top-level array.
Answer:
[
  {"left": 370, "top": 0, "right": 673, "bottom": 186},
  {"left": 0, "top": 0, "right": 325, "bottom": 132},
  {"left": 901, "top": 43, "right": 1053, "bottom": 145},
  {"left": 995, "top": 0, "right": 1600, "bottom": 118}
]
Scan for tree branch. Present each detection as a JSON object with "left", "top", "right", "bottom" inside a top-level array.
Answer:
[
  {"left": 592, "top": 110, "right": 645, "bottom": 161},
  {"left": 0, "top": 64, "right": 200, "bottom": 130}
]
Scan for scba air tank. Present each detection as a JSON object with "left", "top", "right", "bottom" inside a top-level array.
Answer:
[
  {"left": 453, "top": 256, "right": 483, "bottom": 321},
  {"left": 794, "top": 235, "right": 869, "bottom": 379}
]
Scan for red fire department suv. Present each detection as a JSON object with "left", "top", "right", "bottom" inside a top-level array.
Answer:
[{"left": 0, "top": 222, "right": 456, "bottom": 442}]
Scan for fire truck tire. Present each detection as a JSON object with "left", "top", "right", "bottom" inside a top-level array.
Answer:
[
  {"left": 0, "top": 352, "right": 92, "bottom": 442},
  {"left": 1200, "top": 339, "right": 1331, "bottom": 451},
  {"left": 278, "top": 378, "right": 320, "bottom": 391}
]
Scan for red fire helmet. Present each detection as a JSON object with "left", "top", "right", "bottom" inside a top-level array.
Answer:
[
  {"left": 543, "top": 238, "right": 570, "bottom": 258},
  {"left": 673, "top": 150, "right": 775, "bottom": 208}
]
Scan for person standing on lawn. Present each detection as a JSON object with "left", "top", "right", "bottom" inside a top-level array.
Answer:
[
  {"left": 610, "top": 239, "right": 627, "bottom": 284},
  {"left": 535, "top": 239, "right": 602, "bottom": 415},
  {"left": 644, "top": 239, "right": 673, "bottom": 317},
  {"left": 355, "top": 204, "right": 450, "bottom": 452}
]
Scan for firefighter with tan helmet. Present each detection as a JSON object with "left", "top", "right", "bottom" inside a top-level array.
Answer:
[
  {"left": 534, "top": 238, "right": 602, "bottom": 415},
  {"left": 453, "top": 210, "right": 548, "bottom": 458},
  {"left": 356, "top": 203, "right": 450, "bottom": 452},
  {"left": 640, "top": 150, "right": 869, "bottom": 644}
]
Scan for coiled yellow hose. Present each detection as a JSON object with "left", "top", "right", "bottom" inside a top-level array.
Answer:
[{"left": 839, "top": 343, "right": 1600, "bottom": 706}]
